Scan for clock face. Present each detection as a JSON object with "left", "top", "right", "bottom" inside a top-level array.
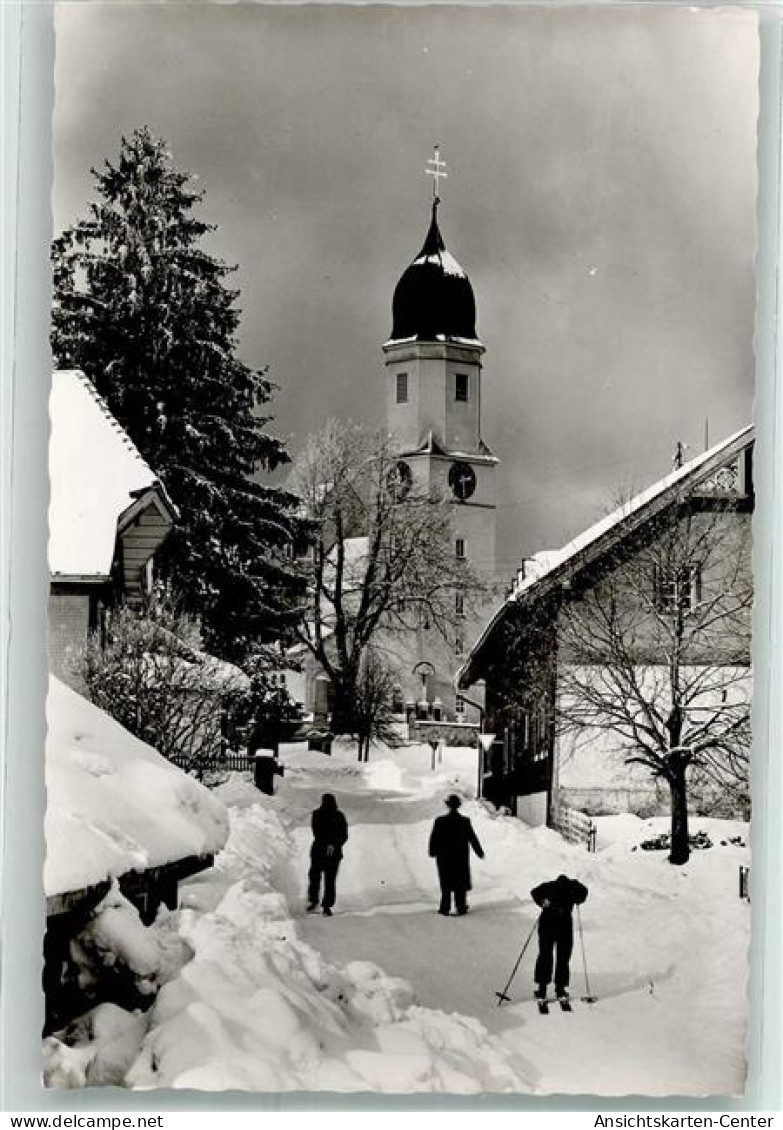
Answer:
[
  {"left": 387, "top": 460, "right": 413, "bottom": 501},
  {"left": 448, "top": 461, "right": 477, "bottom": 502}
]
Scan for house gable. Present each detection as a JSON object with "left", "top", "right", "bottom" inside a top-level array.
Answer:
[
  {"left": 49, "top": 369, "right": 177, "bottom": 584},
  {"left": 460, "top": 426, "right": 753, "bottom": 687}
]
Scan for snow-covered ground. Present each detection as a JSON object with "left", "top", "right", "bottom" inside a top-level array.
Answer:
[{"left": 44, "top": 739, "right": 750, "bottom": 1096}]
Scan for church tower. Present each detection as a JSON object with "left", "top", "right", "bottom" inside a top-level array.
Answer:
[{"left": 383, "top": 156, "right": 498, "bottom": 717}]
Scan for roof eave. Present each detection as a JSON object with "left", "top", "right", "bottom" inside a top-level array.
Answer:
[
  {"left": 459, "top": 424, "right": 754, "bottom": 687},
  {"left": 117, "top": 484, "right": 179, "bottom": 536},
  {"left": 49, "top": 572, "right": 112, "bottom": 586}
]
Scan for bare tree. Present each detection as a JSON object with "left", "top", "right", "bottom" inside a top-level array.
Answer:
[
  {"left": 353, "top": 650, "right": 403, "bottom": 762},
  {"left": 290, "top": 419, "right": 487, "bottom": 735},
  {"left": 80, "top": 590, "right": 249, "bottom": 777},
  {"left": 556, "top": 490, "right": 752, "bottom": 864}
]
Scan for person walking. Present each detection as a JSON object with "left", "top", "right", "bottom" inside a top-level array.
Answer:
[
  {"left": 530, "top": 873, "right": 589, "bottom": 1001},
  {"left": 428, "top": 794, "right": 485, "bottom": 916},
  {"left": 307, "top": 793, "right": 348, "bottom": 916}
]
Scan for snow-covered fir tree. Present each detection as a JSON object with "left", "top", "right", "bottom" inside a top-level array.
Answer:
[{"left": 51, "top": 128, "right": 305, "bottom": 663}]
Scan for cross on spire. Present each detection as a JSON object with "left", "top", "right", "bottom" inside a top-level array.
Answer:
[{"left": 425, "top": 144, "right": 448, "bottom": 203}]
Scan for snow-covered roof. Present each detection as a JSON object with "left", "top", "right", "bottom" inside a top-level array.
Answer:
[
  {"left": 167, "top": 652, "right": 251, "bottom": 694},
  {"left": 49, "top": 370, "right": 176, "bottom": 580},
  {"left": 324, "top": 535, "right": 369, "bottom": 591},
  {"left": 397, "top": 430, "right": 498, "bottom": 464},
  {"left": 336, "top": 534, "right": 369, "bottom": 565},
  {"left": 459, "top": 424, "right": 754, "bottom": 685},
  {"left": 45, "top": 676, "right": 229, "bottom": 898},
  {"left": 383, "top": 334, "right": 483, "bottom": 349}
]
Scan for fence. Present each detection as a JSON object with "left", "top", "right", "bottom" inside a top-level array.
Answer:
[
  {"left": 220, "top": 754, "right": 255, "bottom": 771},
  {"left": 170, "top": 752, "right": 254, "bottom": 773},
  {"left": 739, "top": 864, "right": 750, "bottom": 901},
  {"left": 551, "top": 802, "right": 597, "bottom": 852}
]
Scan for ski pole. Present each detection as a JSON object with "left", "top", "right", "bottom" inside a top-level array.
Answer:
[
  {"left": 577, "top": 904, "right": 598, "bottom": 1004},
  {"left": 495, "top": 917, "right": 538, "bottom": 1006}
]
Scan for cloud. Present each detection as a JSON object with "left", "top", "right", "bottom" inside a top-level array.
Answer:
[{"left": 53, "top": 2, "right": 758, "bottom": 573}]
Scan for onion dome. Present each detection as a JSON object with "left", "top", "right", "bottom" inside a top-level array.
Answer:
[{"left": 389, "top": 202, "right": 478, "bottom": 344}]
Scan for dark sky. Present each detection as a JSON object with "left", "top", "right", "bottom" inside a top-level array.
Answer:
[{"left": 54, "top": 3, "right": 758, "bottom": 578}]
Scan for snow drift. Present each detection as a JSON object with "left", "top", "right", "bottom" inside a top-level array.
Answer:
[{"left": 45, "top": 676, "right": 229, "bottom": 898}]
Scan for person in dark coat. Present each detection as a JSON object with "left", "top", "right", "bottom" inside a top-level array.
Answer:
[
  {"left": 530, "top": 874, "right": 589, "bottom": 1000},
  {"left": 307, "top": 793, "right": 348, "bottom": 916},
  {"left": 253, "top": 752, "right": 284, "bottom": 796},
  {"left": 428, "top": 794, "right": 485, "bottom": 916}
]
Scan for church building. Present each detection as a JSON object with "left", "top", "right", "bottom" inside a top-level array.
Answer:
[
  {"left": 381, "top": 189, "right": 499, "bottom": 721},
  {"left": 285, "top": 166, "right": 499, "bottom": 734}
]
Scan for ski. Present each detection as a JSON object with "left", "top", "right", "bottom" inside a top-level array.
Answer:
[{"left": 536, "top": 997, "right": 573, "bottom": 1013}]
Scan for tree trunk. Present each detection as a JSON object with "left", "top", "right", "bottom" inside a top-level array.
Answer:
[
  {"left": 668, "top": 767, "right": 690, "bottom": 865},
  {"left": 330, "top": 677, "right": 359, "bottom": 736}
]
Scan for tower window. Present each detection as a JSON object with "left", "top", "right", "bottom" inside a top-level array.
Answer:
[
  {"left": 455, "top": 537, "right": 465, "bottom": 559},
  {"left": 396, "top": 372, "right": 408, "bottom": 404},
  {"left": 455, "top": 373, "right": 469, "bottom": 402},
  {"left": 455, "top": 592, "right": 465, "bottom": 618}
]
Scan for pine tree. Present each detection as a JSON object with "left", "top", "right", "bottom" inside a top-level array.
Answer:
[{"left": 52, "top": 128, "right": 305, "bottom": 664}]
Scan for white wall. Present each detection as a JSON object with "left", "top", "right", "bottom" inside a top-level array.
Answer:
[{"left": 517, "top": 791, "right": 548, "bottom": 827}]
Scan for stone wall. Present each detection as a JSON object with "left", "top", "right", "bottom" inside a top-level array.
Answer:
[{"left": 48, "top": 589, "right": 90, "bottom": 690}]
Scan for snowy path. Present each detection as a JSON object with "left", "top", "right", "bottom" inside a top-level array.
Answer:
[
  {"left": 276, "top": 745, "right": 750, "bottom": 1095},
  {"left": 295, "top": 786, "right": 536, "bottom": 1027},
  {"left": 104, "top": 742, "right": 750, "bottom": 1095}
]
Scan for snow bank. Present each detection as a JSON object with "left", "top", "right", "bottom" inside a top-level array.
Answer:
[
  {"left": 123, "top": 790, "right": 536, "bottom": 1093},
  {"left": 593, "top": 813, "right": 750, "bottom": 857},
  {"left": 71, "top": 884, "right": 164, "bottom": 999},
  {"left": 44, "top": 739, "right": 750, "bottom": 1096},
  {"left": 280, "top": 742, "right": 364, "bottom": 779},
  {"left": 362, "top": 759, "right": 406, "bottom": 792},
  {"left": 44, "top": 1004, "right": 149, "bottom": 1089},
  {"left": 45, "top": 676, "right": 229, "bottom": 897}
]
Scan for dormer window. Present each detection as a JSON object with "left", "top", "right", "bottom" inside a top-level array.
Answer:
[
  {"left": 396, "top": 372, "right": 409, "bottom": 404},
  {"left": 455, "top": 373, "right": 469, "bottom": 402}
]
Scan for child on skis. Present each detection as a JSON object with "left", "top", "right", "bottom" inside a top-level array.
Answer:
[{"left": 531, "top": 873, "right": 588, "bottom": 1003}]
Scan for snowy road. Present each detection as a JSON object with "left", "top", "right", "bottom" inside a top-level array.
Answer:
[
  {"left": 293, "top": 783, "right": 536, "bottom": 1026},
  {"left": 277, "top": 743, "right": 750, "bottom": 1095},
  {"left": 105, "top": 741, "right": 750, "bottom": 1095}
]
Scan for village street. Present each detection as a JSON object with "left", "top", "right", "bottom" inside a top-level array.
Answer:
[
  {"left": 277, "top": 744, "right": 750, "bottom": 1095},
  {"left": 43, "top": 738, "right": 751, "bottom": 1095},
  {"left": 135, "top": 740, "right": 748, "bottom": 1096},
  {"left": 287, "top": 758, "right": 534, "bottom": 1026}
]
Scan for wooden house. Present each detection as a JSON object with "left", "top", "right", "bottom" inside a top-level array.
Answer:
[{"left": 48, "top": 369, "right": 177, "bottom": 688}]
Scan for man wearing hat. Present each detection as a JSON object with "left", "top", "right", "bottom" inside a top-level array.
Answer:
[{"left": 428, "top": 794, "right": 485, "bottom": 916}]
